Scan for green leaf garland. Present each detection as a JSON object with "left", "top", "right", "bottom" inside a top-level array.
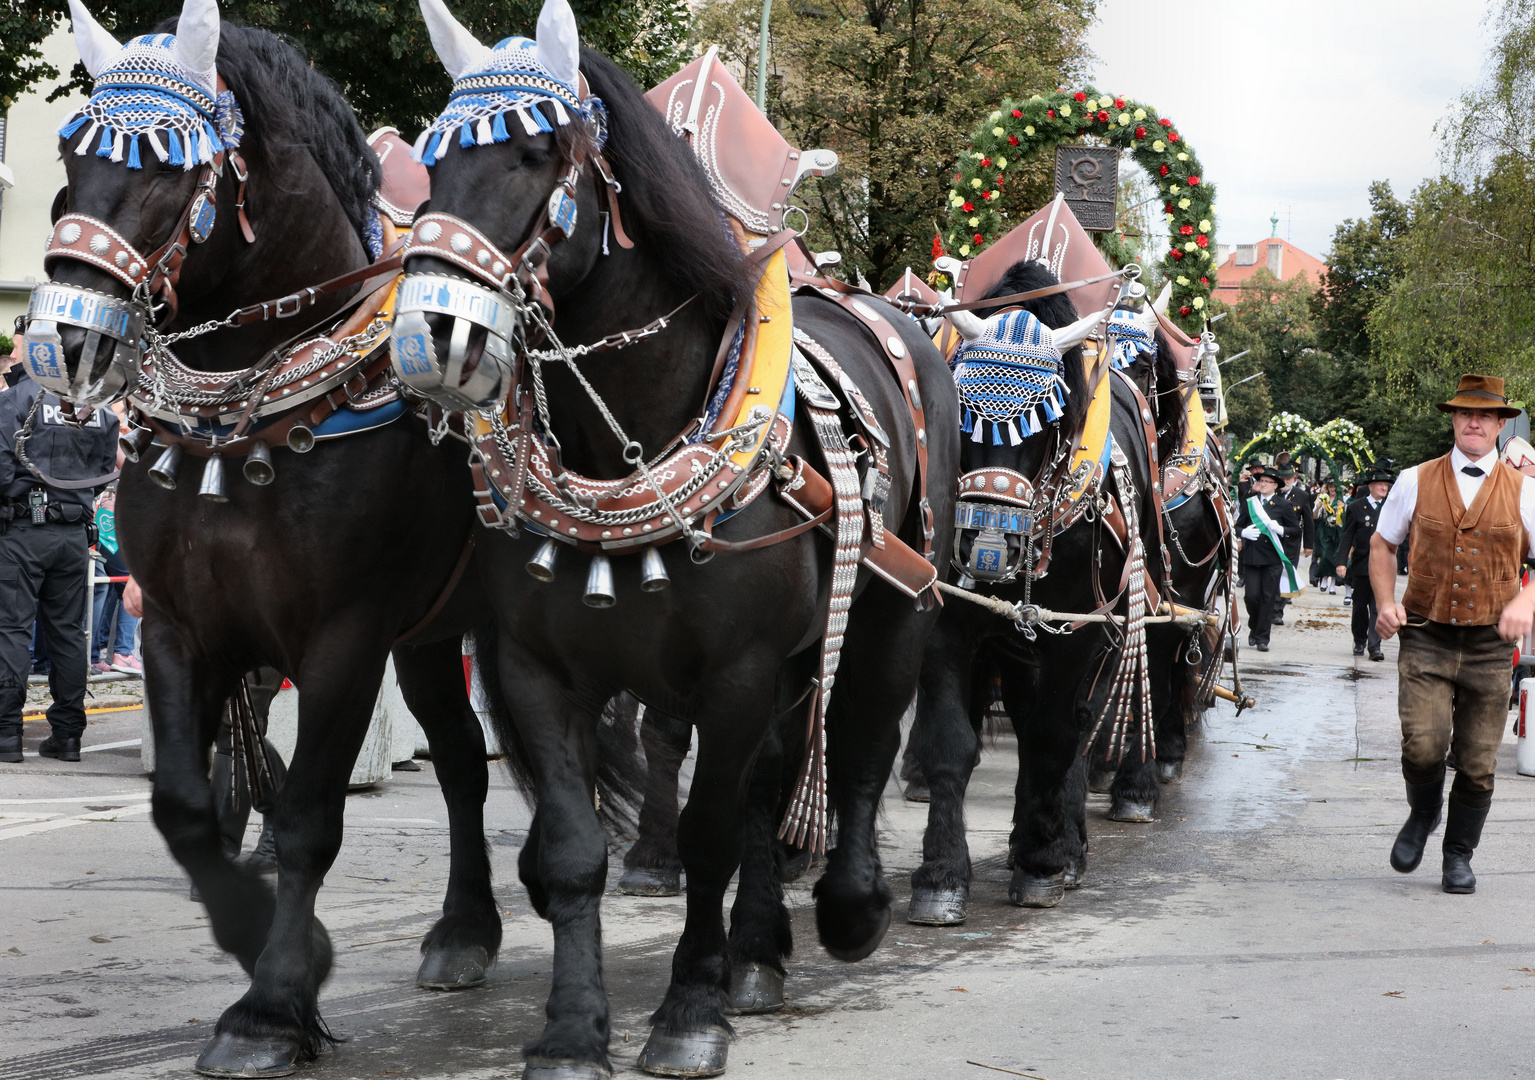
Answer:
[{"left": 945, "top": 87, "right": 1216, "bottom": 334}]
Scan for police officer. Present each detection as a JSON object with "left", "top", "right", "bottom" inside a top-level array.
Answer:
[
  {"left": 0, "top": 372, "right": 118, "bottom": 763},
  {"left": 1336, "top": 461, "right": 1393, "bottom": 661}
]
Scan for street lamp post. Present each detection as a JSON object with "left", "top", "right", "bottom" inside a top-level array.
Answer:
[{"left": 755, "top": 0, "right": 772, "bottom": 111}]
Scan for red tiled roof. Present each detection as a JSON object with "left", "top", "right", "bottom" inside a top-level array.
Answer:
[{"left": 1213, "top": 238, "right": 1328, "bottom": 300}]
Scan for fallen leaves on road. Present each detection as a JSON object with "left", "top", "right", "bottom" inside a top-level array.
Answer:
[{"left": 1383, "top": 990, "right": 1404, "bottom": 997}]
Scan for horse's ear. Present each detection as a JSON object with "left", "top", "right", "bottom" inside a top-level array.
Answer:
[
  {"left": 66, "top": 0, "right": 121, "bottom": 79},
  {"left": 1151, "top": 280, "right": 1172, "bottom": 317},
  {"left": 416, "top": 0, "right": 490, "bottom": 82},
  {"left": 173, "top": 0, "right": 221, "bottom": 97},
  {"left": 535, "top": 0, "right": 580, "bottom": 90}
]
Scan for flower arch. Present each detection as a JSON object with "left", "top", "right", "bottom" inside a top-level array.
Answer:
[{"left": 945, "top": 87, "right": 1216, "bottom": 334}]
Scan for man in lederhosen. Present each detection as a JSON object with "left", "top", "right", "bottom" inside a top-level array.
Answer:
[
  {"left": 1236, "top": 464, "right": 1303, "bottom": 652},
  {"left": 1336, "top": 462, "right": 1394, "bottom": 660},
  {"left": 1373, "top": 375, "right": 1535, "bottom": 894}
]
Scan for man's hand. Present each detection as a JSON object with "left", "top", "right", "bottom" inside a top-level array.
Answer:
[
  {"left": 1499, "top": 591, "right": 1535, "bottom": 643},
  {"left": 123, "top": 576, "right": 142, "bottom": 619},
  {"left": 1377, "top": 601, "right": 1407, "bottom": 641},
  {"left": 1302, "top": 548, "right": 1312, "bottom": 558},
  {"left": 1336, "top": 565, "right": 1347, "bottom": 580},
  {"left": 1241, "top": 525, "right": 1260, "bottom": 541}
]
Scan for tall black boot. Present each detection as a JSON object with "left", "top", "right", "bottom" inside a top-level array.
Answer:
[
  {"left": 234, "top": 739, "right": 285, "bottom": 875},
  {"left": 0, "top": 732, "right": 21, "bottom": 763},
  {"left": 1389, "top": 778, "right": 1444, "bottom": 873},
  {"left": 1442, "top": 800, "right": 1490, "bottom": 894}
]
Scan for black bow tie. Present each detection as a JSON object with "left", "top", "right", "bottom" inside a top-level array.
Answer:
[{"left": 1463, "top": 465, "right": 1486, "bottom": 477}]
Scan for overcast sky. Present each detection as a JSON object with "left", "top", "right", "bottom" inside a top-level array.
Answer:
[{"left": 1090, "top": 0, "right": 1495, "bottom": 260}]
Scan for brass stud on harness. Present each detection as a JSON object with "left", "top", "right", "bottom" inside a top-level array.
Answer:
[
  {"left": 526, "top": 539, "right": 560, "bottom": 582},
  {"left": 243, "top": 440, "right": 275, "bottom": 486},
  {"left": 148, "top": 444, "right": 183, "bottom": 490},
  {"left": 640, "top": 548, "right": 671, "bottom": 592},
  {"left": 198, "top": 453, "right": 229, "bottom": 503},
  {"left": 583, "top": 554, "right": 617, "bottom": 608}
]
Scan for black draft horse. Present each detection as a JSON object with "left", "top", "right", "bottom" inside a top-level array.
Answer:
[
  {"left": 44, "top": 12, "right": 500, "bottom": 1075},
  {"left": 407, "top": 29, "right": 958, "bottom": 1080},
  {"left": 905, "top": 260, "right": 1161, "bottom": 925},
  {"left": 1094, "top": 336, "right": 1232, "bottom": 820}
]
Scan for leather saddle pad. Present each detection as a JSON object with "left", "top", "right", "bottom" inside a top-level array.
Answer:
[
  {"left": 368, "top": 127, "right": 431, "bottom": 227},
  {"left": 953, "top": 198, "right": 1115, "bottom": 319},
  {"left": 646, "top": 49, "right": 837, "bottom": 240}
]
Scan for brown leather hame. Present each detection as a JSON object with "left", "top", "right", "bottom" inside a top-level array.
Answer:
[{"left": 1403, "top": 455, "right": 1528, "bottom": 626}]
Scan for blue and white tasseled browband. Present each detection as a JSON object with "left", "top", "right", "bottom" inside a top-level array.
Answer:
[
  {"left": 56, "top": 33, "right": 243, "bottom": 171},
  {"left": 951, "top": 308, "right": 1070, "bottom": 446},
  {"left": 1105, "top": 308, "right": 1158, "bottom": 371},
  {"left": 411, "top": 35, "right": 604, "bottom": 166}
]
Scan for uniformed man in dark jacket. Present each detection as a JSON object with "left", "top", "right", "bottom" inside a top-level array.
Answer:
[
  {"left": 0, "top": 375, "right": 118, "bottom": 763},
  {"left": 1271, "top": 462, "right": 1315, "bottom": 625},
  {"left": 1336, "top": 461, "right": 1394, "bottom": 661},
  {"left": 1236, "top": 464, "right": 1304, "bottom": 651}
]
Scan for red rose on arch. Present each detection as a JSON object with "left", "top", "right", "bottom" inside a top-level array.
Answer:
[
  {"left": 1011, "top": 109, "right": 1022, "bottom": 118},
  {"left": 1073, "top": 91, "right": 1087, "bottom": 102},
  {"left": 1008, "top": 135, "right": 1019, "bottom": 146},
  {"left": 962, "top": 201, "right": 974, "bottom": 212},
  {"left": 1196, "top": 234, "right": 1209, "bottom": 248},
  {"left": 1046, "top": 109, "right": 1055, "bottom": 118},
  {"left": 981, "top": 157, "right": 991, "bottom": 167},
  {"left": 1114, "top": 97, "right": 1125, "bottom": 109},
  {"left": 1188, "top": 175, "right": 1201, "bottom": 186},
  {"left": 973, "top": 233, "right": 984, "bottom": 244},
  {"left": 1179, "top": 305, "right": 1192, "bottom": 317},
  {"left": 1159, "top": 117, "right": 1172, "bottom": 127},
  {"left": 1168, "top": 132, "right": 1180, "bottom": 143},
  {"left": 1164, "top": 202, "right": 1174, "bottom": 213},
  {"left": 1171, "top": 250, "right": 1184, "bottom": 259},
  {"left": 1200, "top": 277, "right": 1209, "bottom": 285},
  {"left": 1179, "top": 224, "right": 1194, "bottom": 235},
  {"left": 1134, "top": 126, "right": 1146, "bottom": 139},
  {"left": 1097, "top": 110, "right": 1109, "bottom": 122},
  {"left": 1159, "top": 164, "right": 1169, "bottom": 176}
]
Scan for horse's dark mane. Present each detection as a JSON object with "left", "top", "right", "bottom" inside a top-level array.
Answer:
[
  {"left": 979, "top": 261, "right": 1090, "bottom": 435},
  {"left": 153, "top": 18, "right": 381, "bottom": 247},
  {"left": 1152, "top": 327, "right": 1187, "bottom": 460},
  {"left": 577, "top": 48, "right": 745, "bottom": 316}
]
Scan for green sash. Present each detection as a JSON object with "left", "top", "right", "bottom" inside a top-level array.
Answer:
[{"left": 1247, "top": 495, "right": 1304, "bottom": 596}]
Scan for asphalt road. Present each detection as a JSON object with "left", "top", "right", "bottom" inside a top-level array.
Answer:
[{"left": 2, "top": 580, "right": 1533, "bottom": 1080}]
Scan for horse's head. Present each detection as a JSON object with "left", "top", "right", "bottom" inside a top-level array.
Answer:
[
  {"left": 26, "top": 0, "right": 243, "bottom": 406},
  {"left": 948, "top": 259, "right": 1106, "bottom": 583},
  {"left": 391, "top": 0, "right": 609, "bottom": 411}
]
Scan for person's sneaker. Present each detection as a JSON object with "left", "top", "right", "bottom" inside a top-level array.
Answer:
[
  {"left": 1370, "top": 650, "right": 1385, "bottom": 662},
  {"left": 39, "top": 736, "right": 81, "bottom": 762},
  {"left": 91, "top": 660, "right": 112, "bottom": 675},
  {"left": 1256, "top": 642, "right": 1270, "bottom": 652},
  {"left": 1353, "top": 645, "right": 1365, "bottom": 656},
  {"left": 110, "top": 654, "right": 143, "bottom": 674}
]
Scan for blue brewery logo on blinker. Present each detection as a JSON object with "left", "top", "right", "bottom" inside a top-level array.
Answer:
[
  {"left": 394, "top": 332, "right": 433, "bottom": 376},
  {"left": 27, "top": 341, "right": 63, "bottom": 380}
]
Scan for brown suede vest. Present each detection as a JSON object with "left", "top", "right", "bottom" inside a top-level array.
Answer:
[{"left": 1402, "top": 454, "right": 1528, "bottom": 626}]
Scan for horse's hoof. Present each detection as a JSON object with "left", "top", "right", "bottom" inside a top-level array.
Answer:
[
  {"left": 1009, "top": 870, "right": 1066, "bottom": 909},
  {"left": 525, "top": 1058, "right": 612, "bottom": 1080},
  {"left": 1087, "top": 767, "right": 1116, "bottom": 794},
  {"left": 194, "top": 1031, "right": 301, "bottom": 1078},
  {"left": 1156, "top": 759, "right": 1184, "bottom": 783},
  {"left": 616, "top": 866, "right": 683, "bottom": 896},
  {"left": 822, "top": 901, "right": 892, "bottom": 962},
  {"left": 416, "top": 943, "right": 491, "bottom": 990},
  {"left": 1108, "top": 799, "right": 1157, "bottom": 823},
  {"left": 778, "top": 846, "right": 814, "bottom": 883},
  {"left": 903, "top": 781, "right": 931, "bottom": 803},
  {"left": 1063, "top": 856, "right": 1087, "bottom": 891},
  {"left": 636, "top": 1026, "right": 730, "bottom": 1078},
  {"left": 907, "top": 887, "right": 968, "bottom": 925},
  {"left": 727, "top": 961, "right": 785, "bottom": 1014}
]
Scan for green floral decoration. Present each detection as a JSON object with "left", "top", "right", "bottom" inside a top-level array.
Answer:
[
  {"left": 1237, "top": 412, "right": 1373, "bottom": 478},
  {"left": 945, "top": 87, "right": 1216, "bottom": 334}
]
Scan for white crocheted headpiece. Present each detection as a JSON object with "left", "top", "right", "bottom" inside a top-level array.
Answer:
[
  {"left": 952, "top": 308, "right": 1070, "bottom": 445},
  {"left": 57, "top": 0, "right": 241, "bottom": 171}
]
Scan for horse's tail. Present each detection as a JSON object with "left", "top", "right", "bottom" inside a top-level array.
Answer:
[{"left": 471, "top": 621, "right": 645, "bottom": 840}]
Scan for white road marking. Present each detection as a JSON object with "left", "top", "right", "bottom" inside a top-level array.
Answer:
[
  {"left": 0, "top": 804, "right": 153, "bottom": 840},
  {"left": 79, "top": 739, "right": 143, "bottom": 753},
  {"left": 0, "top": 792, "right": 150, "bottom": 805}
]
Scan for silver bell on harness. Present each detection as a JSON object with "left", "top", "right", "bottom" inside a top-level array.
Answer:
[
  {"left": 390, "top": 274, "right": 518, "bottom": 411},
  {"left": 22, "top": 282, "right": 145, "bottom": 407}
]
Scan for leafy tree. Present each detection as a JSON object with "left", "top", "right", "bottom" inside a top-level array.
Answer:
[
  {"left": 693, "top": 0, "right": 1093, "bottom": 290},
  {"left": 1212, "top": 271, "right": 1327, "bottom": 443},
  {"left": 5, "top": 0, "right": 691, "bottom": 131}
]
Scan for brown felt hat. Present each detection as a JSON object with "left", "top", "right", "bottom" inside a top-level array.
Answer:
[{"left": 1438, "top": 374, "right": 1521, "bottom": 418}]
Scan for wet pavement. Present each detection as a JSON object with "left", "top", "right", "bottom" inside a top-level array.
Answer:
[{"left": 2, "top": 577, "right": 1534, "bottom": 1079}]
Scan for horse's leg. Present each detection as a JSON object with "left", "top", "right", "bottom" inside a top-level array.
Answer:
[
  {"left": 618, "top": 702, "right": 691, "bottom": 897},
  {"left": 393, "top": 636, "right": 502, "bottom": 991},
  {"left": 638, "top": 706, "right": 770, "bottom": 1078},
  {"left": 145, "top": 618, "right": 273, "bottom": 971},
  {"left": 724, "top": 711, "right": 791, "bottom": 1015},
  {"left": 1004, "top": 643, "right": 1089, "bottom": 909},
  {"left": 1157, "top": 634, "right": 1197, "bottom": 782},
  {"left": 1108, "top": 628, "right": 1178, "bottom": 822},
  {"left": 908, "top": 617, "right": 981, "bottom": 926},
  {"left": 196, "top": 629, "right": 387, "bottom": 1077}
]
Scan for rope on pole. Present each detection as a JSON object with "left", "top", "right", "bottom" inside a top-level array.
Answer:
[{"left": 934, "top": 581, "right": 1214, "bottom": 630}]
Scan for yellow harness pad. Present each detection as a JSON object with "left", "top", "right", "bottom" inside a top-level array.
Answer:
[
  {"left": 721, "top": 247, "right": 793, "bottom": 468},
  {"left": 1177, "top": 385, "right": 1207, "bottom": 471},
  {"left": 1068, "top": 345, "right": 1114, "bottom": 501}
]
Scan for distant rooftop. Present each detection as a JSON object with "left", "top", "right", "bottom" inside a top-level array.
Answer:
[{"left": 1213, "top": 236, "right": 1328, "bottom": 302}]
